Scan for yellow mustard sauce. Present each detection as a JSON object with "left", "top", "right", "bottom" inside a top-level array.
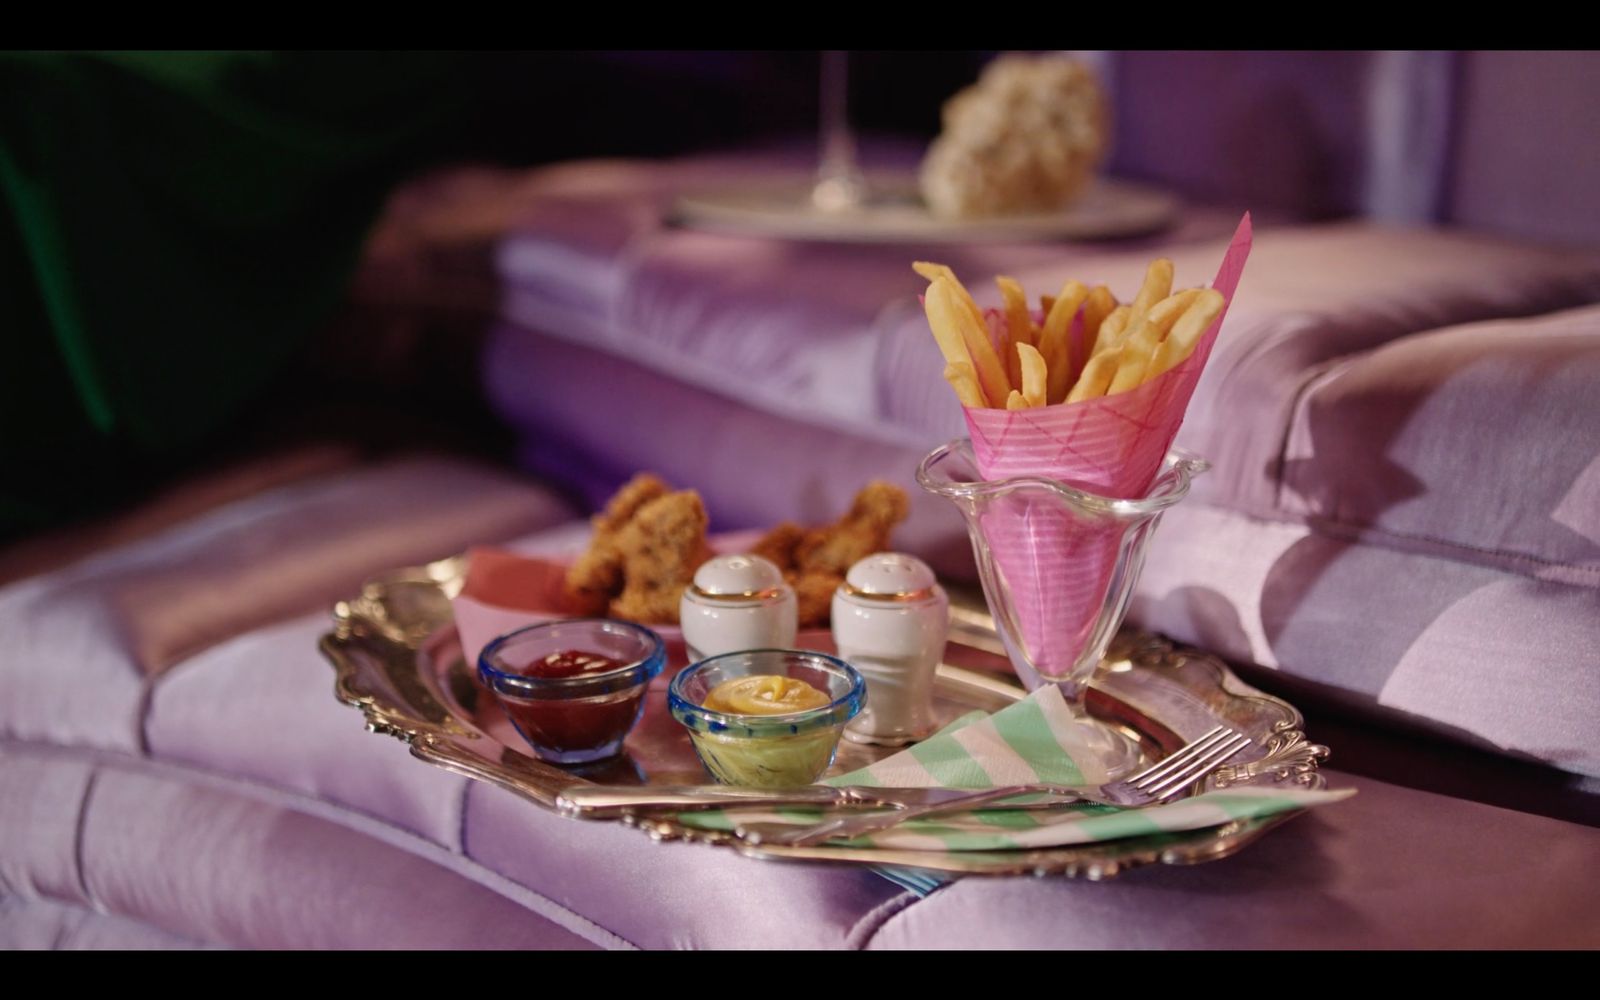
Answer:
[{"left": 702, "top": 674, "right": 830, "bottom": 715}]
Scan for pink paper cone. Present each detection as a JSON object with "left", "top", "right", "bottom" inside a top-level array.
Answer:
[{"left": 961, "top": 215, "right": 1253, "bottom": 681}]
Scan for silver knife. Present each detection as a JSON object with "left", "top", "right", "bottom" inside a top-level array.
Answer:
[{"left": 555, "top": 783, "right": 1081, "bottom": 820}]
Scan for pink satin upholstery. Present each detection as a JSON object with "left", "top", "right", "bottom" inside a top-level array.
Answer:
[
  {"left": 0, "top": 455, "right": 572, "bottom": 756},
  {"left": 5, "top": 475, "right": 1598, "bottom": 949},
  {"left": 0, "top": 753, "right": 598, "bottom": 950},
  {"left": 2, "top": 896, "right": 220, "bottom": 950},
  {"left": 865, "top": 772, "right": 1600, "bottom": 950}
]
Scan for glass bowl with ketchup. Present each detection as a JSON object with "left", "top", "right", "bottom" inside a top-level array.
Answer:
[
  {"left": 478, "top": 619, "right": 666, "bottom": 764},
  {"left": 669, "top": 650, "right": 866, "bottom": 787}
]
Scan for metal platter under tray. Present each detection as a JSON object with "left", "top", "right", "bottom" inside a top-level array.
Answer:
[{"left": 320, "top": 556, "right": 1329, "bottom": 879}]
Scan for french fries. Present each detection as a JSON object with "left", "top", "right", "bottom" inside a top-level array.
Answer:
[
  {"left": 924, "top": 276, "right": 1011, "bottom": 407},
  {"left": 1146, "top": 288, "right": 1202, "bottom": 336},
  {"left": 915, "top": 261, "right": 994, "bottom": 349},
  {"left": 942, "top": 361, "right": 986, "bottom": 408},
  {"left": 1017, "top": 342, "right": 1048, "bottom": 408},
  {"left": 1039, "top": 280, "right": 1088, "bottom": 404},
  {"left": 1106, "top": 338, "right": 1154, "bottom": 395},
  {"left": 916, "top": 258, "right": 1228, "bottom": 411},
  {"left": 997, "top": 276, "right": 1037, "bottom": 350},
  {"left": 922, "top": 278, "right": 975, "bottom": 371},
  {"left": 1097, "top": 306, "right": 1132, "bottom": 351},
  {"left": 1078, "top": 285, "right": 1117, "bottom": 374},
  {"left": 1066, "top": 350, "right": 1118, "bottom": 403},
  {"left": 1103, "top": 313, "right": 1155, "bottom": 394},
  {"left": 1131, "top": 258, "right": 1175, "bottom": 316},
  {"left": 1149, "top": 288, "right": 1225, "bottom": 380},
  {"left": 996, "top": 276, "right": 1036, "bottom": 389}
]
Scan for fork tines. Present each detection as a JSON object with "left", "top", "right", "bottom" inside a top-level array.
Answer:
[{"left": 1128, "top": 725, "right": 1252, "bottom": 802}]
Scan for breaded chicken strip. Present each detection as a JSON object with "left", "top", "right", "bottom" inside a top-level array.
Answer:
[
  {"left": 609, "top": 490, "right": 713, "bottom": 624},
  {"left": 791, "top": 570, "right": 844, "bottom": 630},
  {"left": 784, "top": 482, "right": 911, "bottom": 627},
  {"left": 794, "top": 481, "right": 910, "bottom": 576},
  {"left": 749, "top": 521, "right": 805, "bottom": 574},
  {"left": 564, "top": 473, "right": 670, "bottom": 615}
]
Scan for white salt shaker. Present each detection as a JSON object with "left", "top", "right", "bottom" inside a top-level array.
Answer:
[
  {"left": 680, "top": 554, "right": 798, "bottom": 662},
  {"left": 833, "top": 553, "right": 949, "bottom": 746}
]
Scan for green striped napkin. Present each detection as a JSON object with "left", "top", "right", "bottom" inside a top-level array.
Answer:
[{"left": 679, "top": 684, "right": 1352, "bottom": 852}]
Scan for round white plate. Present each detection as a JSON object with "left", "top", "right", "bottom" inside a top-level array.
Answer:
[{"left": 671, "top": 173, "right": 1180, "bottom": 244}]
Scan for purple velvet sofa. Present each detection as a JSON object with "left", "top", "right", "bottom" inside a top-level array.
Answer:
[{"left": 6, "top": 52, "right": 1600, "bottom": 950}]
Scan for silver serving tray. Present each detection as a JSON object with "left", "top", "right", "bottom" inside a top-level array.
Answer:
[{"left": 320, "top": 555, "right": 1328, "bottom": 879}]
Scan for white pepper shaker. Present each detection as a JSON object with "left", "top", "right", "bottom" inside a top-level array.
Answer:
[
  {"left": 680, "top": 554, "right": 798, "bottom": 662},
  {"left": 833, "top": 553, "right": 949, "bottom": 746}
]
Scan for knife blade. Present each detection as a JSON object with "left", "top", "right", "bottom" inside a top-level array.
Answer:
[{"left": 555, "top": 783, "right": 1082, "bottom": 820}]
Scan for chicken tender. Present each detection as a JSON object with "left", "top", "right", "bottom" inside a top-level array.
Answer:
[
  {"left": 562, "top": 475, "right": 908, "bottom": 629},
  {"left": 794, "top": 481, "right": 910, "bottom": 576},
  {"left": 792, "top": 570, "right": 844, "bottom": 630},
  {"left": 608, "top": 490, "right": 713, "bottom": 625},
  {"left": 749, "top": 521, "right": 805, "bottom": 574},
  {"left": 564, "top": 473, "right": 670, "bottom": 615}
]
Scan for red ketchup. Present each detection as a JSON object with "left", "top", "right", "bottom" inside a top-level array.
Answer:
[
  {"left": 531, "top": 649, "right": 624, "bottom": 679},
  {"left": 499, "top": 649, "right": 645, "bottom": 756}
]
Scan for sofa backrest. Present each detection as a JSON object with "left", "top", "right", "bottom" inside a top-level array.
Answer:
[{"left": 1104, "top": 50, "right": 1600, "bottom": 245}]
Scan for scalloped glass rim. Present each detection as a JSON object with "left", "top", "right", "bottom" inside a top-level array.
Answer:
[
  {"left": 478, "top": 618, "right": 666, "bottom": 698},
  {"left": 669, "top": 649, "right": 867, "bottom": 738},
  {"left": 916, "top": 439, "right": 1210, "bottom": 517}
]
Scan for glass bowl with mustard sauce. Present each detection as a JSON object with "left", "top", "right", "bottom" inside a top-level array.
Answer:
[{"left": 668, "top": 650, "right": 866, "bottom": 787}]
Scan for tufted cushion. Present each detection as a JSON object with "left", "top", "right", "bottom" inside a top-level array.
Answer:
[
  {"left": 1134, "top": 305, "right": 1600, "bottom": 776},
  {"left": 1277, "top": 305, "right": 1600, "bottom": 580},
  {"left": 0, "top": 455, "right": 572, "bottom": 755},
  {"left": 1, "top": 895, "right": 222, "bottom": 950}
]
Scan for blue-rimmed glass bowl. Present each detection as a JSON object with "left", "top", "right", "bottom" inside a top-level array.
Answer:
[
  {"left": 668, "top": 649, "right": 866, "bottom": 787},
  {"left": 478, "top": 619, "right": 665, "bottom": 764}
]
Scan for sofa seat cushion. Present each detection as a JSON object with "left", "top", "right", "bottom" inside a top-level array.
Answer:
[
  {"left": 1154, "top": 224, "right": 1600, "bottom": 512},
  {"left": 144, "top": 613, "right": 473, "bottom": 847},
  {"left": 0, "top": 751, "right": 601, "bottom": 950},
  {"left": 1133, "top": 503, "right": 1600, "bottom": 777},
  {"left": 863, "top": 770, "right": 1600, "bottom": 950},
  {"left": 0, "top": 455, "right": 573, "bottom": 756},
  {"left": 1, "top": 895, "right": 222, "bottom": 950},
  {"left": 462, "top": 779, "right": 910, "bottom": 950}
]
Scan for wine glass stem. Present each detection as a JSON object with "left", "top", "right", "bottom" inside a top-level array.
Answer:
[{"left": 813, "top": 50, "right": 865, "bottom": 212}]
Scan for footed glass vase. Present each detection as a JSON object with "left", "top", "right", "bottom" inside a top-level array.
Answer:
[{"left": 917, "top": 439, "right": 1208, "bottom": 701}]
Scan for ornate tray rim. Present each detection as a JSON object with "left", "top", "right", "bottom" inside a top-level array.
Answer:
[{"left": 320, "top": 555, "right": 1329, "bottom": 880}]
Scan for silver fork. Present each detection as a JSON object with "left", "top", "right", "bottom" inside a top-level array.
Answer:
[{"left": 736, "top": 725, "right": 1251, "bottom": 848}]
